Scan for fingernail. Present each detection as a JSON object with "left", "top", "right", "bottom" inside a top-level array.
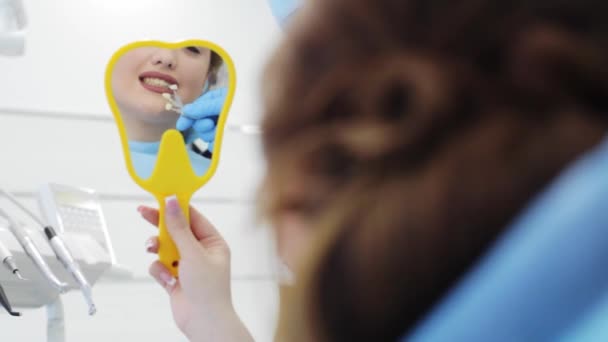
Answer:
[
  {"left": 145, "top": 238, "right": 155, "bottom": 252},
  {"left": 137, "top": 206, "right": 144, "bottom": 214},
  {"left": 160, "top": 271, "right": 177, "bottom": 288},
  {"left": 165, "top": 196, "right": 180, "bottom": 216}
]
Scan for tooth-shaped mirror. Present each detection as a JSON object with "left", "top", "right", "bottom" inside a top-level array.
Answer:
[{"left": 105, "top": 40, "right": 235, "bottom": 276}]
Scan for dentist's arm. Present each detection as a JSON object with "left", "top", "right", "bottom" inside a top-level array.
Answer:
[{"left": 139, "top": 199, "right": 254, "bottom": 342}]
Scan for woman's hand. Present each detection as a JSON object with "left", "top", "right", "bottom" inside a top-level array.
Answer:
[{"left": 138, "top": 198, "right": 254, "bottom": 341}]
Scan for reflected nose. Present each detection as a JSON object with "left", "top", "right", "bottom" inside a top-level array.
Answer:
[{"left": 150, "top": 49, "right": 177, "bottom": 69}]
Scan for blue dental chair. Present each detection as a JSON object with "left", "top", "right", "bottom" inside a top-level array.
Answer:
[
  {"left": 406, "top": 136, "right": 608, "bottom": 342},
  {"left": 268, "top": 0, "right": 301, "bottom": 27}
]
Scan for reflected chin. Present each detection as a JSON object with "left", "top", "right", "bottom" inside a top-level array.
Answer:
[
  {"left": 138, "top": 107, "right": 179, "bottom": 122},
  {"left": 134, "top": 94, "right": 175, "bottom": 116},
  {"left": 118, "top": 102, "right": 179, "bottom": 123}
]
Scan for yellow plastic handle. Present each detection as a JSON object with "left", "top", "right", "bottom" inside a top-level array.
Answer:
[{"left": 157, "top": 195, "right": 190, "bottom": 277}]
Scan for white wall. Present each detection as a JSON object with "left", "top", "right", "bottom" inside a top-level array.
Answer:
[{"left": 0, "top": 0, "right": 282, "bottom": 341}]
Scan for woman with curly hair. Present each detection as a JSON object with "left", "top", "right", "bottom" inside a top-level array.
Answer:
[{"left": 139, "top": 0, "right": 608, "bottom": 340}]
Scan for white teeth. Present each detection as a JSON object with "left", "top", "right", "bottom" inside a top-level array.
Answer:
[
  {"left": 142, "top": 77, "right": 174, "bottom": 88},
  {"left": 169, "top": 84, "right": 178, "bottom": 90}
]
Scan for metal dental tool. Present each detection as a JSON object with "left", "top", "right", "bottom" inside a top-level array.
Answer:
[
  {"left": 0, "top": 207, "right": 67, "bottom": 293},
  {"left": 44, "top": 226, "right": 96, "bottom": 315},
  {"left": 0, "top": 281, "right": 20, "bottom": 316},
  {"left": 0, "top": 189, "right": 96, "bottom": 315},
  {"left": 0, "top": 238, "right": 25, "bottom": 280}
]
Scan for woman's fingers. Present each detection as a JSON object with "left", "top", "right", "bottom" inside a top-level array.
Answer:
[
  {"left": 138, "top": 205, "right": 160, "bottom": 227},
  {"left": 149, "top": 260, "right": 178, "bottom": 294},
  {"left": 189, "top": 206, "right": 228, "bottom": 251},
  {"left": 164, "top": 197, "right": 200, "bottom": 257},
  {"left": 139, "top": 201, "right": 229, "bottom": 256},
  {"left": 145, "top": 236, "right": 159, "bottom": 254}
]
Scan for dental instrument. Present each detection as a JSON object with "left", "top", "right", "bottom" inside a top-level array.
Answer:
[
  {"left": 0, "top": 281, "right": 20, "bottom": 316},
  {"left": 192, "top": 139, "right": 212, "bottom": 158},
  {"left": 0, "top": 188, "right": 46, "bottom": 227},
  {"left": 163, "top": 85, "right": 183, "bottom": 114},
  {"left": 0, "top": 238, "right": 25, "bottom": 280},
  {"left": 44, "top": 226, "right": 96, "bottom": 315},
  {"left": 0, "top": 207, "right": 67, "bottom": 293},
  {"left": 0, "top": 189, "right": 96, "bottom": 315}
]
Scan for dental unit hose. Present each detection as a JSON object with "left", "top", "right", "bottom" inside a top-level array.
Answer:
[
  {"left": 0, "top": 189, "right": 45, "bottom": 227},
  {"left": 0, "top": 188, "right": 96, "bottom": 315},
  {"left": 0, "top": 208, "right": 68, "bottom": 293},
  {"left": 44, "top": 226, "right": 96, "bottom": 315},
  {"left": 0, "top": 281, "right": 20, "bottom": 316},
  {"left": 0, "top": 238, "right": 25, "bottom": 280}
]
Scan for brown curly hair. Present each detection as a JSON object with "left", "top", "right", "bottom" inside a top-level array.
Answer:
[{"left": 260, "top": 0, "right": 608, "bottom": 341}]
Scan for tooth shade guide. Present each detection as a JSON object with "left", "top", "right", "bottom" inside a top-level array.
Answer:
[
  {"left": 163, "top": 95, "right": 181, "bottom": 108},
  {"left": 165, "top": 103, "right": 181, "bottom": 114},
  {"left": 169, "top": 86, "right": 184, "bottom": 108}
]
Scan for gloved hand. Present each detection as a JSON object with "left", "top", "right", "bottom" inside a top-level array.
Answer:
[{"left": 176, "top": 87, "right": 228, "bottom": 152}]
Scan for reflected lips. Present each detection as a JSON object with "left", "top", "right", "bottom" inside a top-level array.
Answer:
[{"left": 139, "top": 71, "right": 178, "bottom": 94}]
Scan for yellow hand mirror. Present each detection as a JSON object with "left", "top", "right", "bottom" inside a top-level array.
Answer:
[{"left": 104, "top": 40, "right": 236, "bottom": 276}]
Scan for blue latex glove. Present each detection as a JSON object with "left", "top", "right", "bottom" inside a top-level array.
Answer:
[{"left": 176, "top": 87, "right": 227, "bottom": 152}]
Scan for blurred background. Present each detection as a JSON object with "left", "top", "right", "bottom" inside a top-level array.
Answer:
[{"left": 0, "top": 0, "right": 282, "bottom": 340}]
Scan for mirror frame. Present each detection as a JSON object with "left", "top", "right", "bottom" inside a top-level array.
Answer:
[
  {"left": 104, "top": 39, "right": 236, "bottom": 193},
  {"left": 104, "top": 40, "right": 236, "bottom": 276}
]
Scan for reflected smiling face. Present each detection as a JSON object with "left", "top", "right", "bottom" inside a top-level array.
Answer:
[{"left": 111, "top": 46, "right": 211, "bottom": 126}]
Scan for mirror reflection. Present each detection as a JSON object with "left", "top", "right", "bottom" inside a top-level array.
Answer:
[{"left": 111, "top": 45, "right": 228, "bottom": 179}]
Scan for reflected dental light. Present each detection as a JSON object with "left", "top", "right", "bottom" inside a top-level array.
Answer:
[
  {"left": 229, "top": 124, "right": 262, "bottom": 135},
  {"left": 0, "top": 0, "right": 26, "bottom": 56},
  {"left": 239, "top": 124, "right": 262, "bottom": 135}
]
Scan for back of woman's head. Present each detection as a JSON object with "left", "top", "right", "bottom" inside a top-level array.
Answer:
[{"left": 260, "top": 0, "right": 608, "bottom": 340}]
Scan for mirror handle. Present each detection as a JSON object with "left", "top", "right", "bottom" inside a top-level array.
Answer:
[{"left": 157, "top": 195, "right": 190, "bottom": 277}]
